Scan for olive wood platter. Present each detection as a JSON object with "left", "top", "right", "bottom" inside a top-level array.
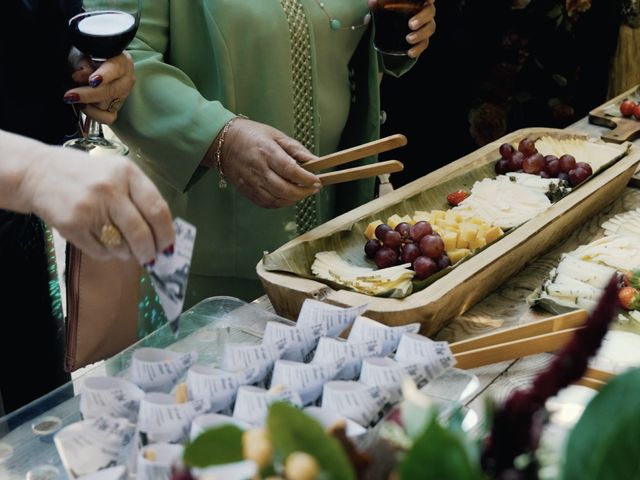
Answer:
[{"left": 256, "top": 128, "right": 640, "bottom": 336}]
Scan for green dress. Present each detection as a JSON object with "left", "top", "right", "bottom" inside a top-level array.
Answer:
[{"left": 113, "top": 0, "right": 414, "bottom": 334}]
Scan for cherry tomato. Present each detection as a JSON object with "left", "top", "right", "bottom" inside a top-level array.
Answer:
[
  {"left": 618, "top": 286, "right": 639, "bottom": 310},
  {"left": 633, "top": 104, "right": 640, "bottom": 120},
  {"left": 446, "top": 190, "right": 470, "bottom": 206},
  {"left": 620, "top": 99, "right": 637, "bottom": 117}
]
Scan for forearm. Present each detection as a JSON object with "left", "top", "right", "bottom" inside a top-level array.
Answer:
[{"left": 0, "top": 129, "right": 48, "bottom": 214}]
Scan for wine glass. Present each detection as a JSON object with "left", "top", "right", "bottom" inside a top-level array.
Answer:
[{"left": 63, "top": 0, "right": 141, "bottom": 155}]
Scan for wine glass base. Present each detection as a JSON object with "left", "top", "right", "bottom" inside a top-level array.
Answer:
[{"left": 63, "top": 136, "right": 129, "bottom": 156}]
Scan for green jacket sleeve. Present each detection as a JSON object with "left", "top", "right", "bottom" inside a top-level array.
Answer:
[{"left": 113, "top": 0, "right": 235, "bottom": 193}]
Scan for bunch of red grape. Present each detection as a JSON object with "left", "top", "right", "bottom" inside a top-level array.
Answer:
[
  {"left": 494, "top": 137, "right": 593, "bottom": 187},
  {"left": 364, "top": 221, "right": 451, "bottom": 280}
]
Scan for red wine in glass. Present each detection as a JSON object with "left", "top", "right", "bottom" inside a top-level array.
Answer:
[
  {"left": 372, "top": 1, "right": 423, "bottom": 56},
  {"left": 64, "top": 2, "right": 140, "bottom": 155},
  {"left": 69, "top": 10, "right": 137, "bottom": 61}
]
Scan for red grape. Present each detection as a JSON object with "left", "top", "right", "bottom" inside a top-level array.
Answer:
[
  {"left": 495, "top": 158, "right": 510, "bottom": 175},
  {"left": 557, "top": 171, "right": 570, "bottom": 183},
  {"left": 499, "top": 143, "right": 515, "bottom": 159},
  {"left": 374, "top": 247, "right": 398, "bottom": 269},
  {"left": 364, "top": 239, "right": 381, "bottom": 258},
  {"left": 401, "top": 243, "right": 421, "bottom": 264},
  {"left": 395, "top": 222, "right": 412, "bottom": 239},
  {"left": 544, "top": 155, "right": 560, "bottom": 177},
  {"left": 410, "top": 221, "right": 432, "bottom": 242},
  {"left": 539, "top": 170, "right": 550, "bottom": 178},
  {"left": 575, "top": 161, "right": 593, "bottom": 176},
  {"left": 382, "top": 230, "right": 402, "bottom": 249},
  {"left": 419, "top": 235, "right": 445, "bottom": 258},
  {"left": 558, "top": 154, "right": 576, "bottom": 173},
  {"left": 518, "top": 138, "right": 537, "bottom": 156},
  {"left": 413, "top": 256, "right": 438, "bottom": 280},
  {"left": 620, "top": 100, "right": 637, "bottom": 117},
  {"left": 634, "top": 104, "right": 640, "bottom": 120},
  {"left": 374, "top": 223, "right": 392, "bottom": 240},
  {"left": 522, "top": 153, "right": 545, "bottom": 174},
  {"left": 568, "top": 167, "right": 590, "bottom": 187},
  {"left": 435, "top": 254, "right": 451, "bottom": 270},
  {"left": 507, "top": 151, "right": 524, "bottom": 172}
]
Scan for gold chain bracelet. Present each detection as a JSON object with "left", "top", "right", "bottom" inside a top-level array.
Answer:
[{"left": 215, "top": 114, "right": 248, "bottom": 188}]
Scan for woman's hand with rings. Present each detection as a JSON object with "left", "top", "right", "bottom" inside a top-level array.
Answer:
[
  {"left": 19, "top": 143, "right": 174, "bottom": 265},
  {"left": 64, "top": 49, "right": 136, "bottom": 125}
]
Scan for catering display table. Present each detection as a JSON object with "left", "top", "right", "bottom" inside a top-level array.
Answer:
[
  {"left": 1, "top": 116, "right": 638, "bottom": 479},
  {"left": 0, "top": 298, "right": 292, "bottom": 479}
]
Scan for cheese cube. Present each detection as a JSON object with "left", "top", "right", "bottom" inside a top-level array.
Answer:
[
  {"left": 387, "top": 214, "right": 403, "bottom": 229},
  {"left": 443, "top": 231, "right": 458, "bottom": 251},
  {"left": 447, "top": 248, "right": 471, "bottom": 264},
  {"left": 364, "top": 220, "right": 383, "bottom": 240},
  {"left": 413, "top": 212, "right": 432, "bottom": 224},
  {"left": 469, "top": 235, "right": 487, "bottom": 251},
  {"left": 431, "top": 210, "right": 446, "bottom": 221},
  {"left": 459, "top": 223, "right": 479, "bottom": 242},
  {"left": 484, "top": 226, "right": 504, "bottom": 244},
  {"left": 399, "top": 214, "right": 414, "bottom": 226},
  {"left": 457, "top": 237, "right": 470, "bottom": 249}
]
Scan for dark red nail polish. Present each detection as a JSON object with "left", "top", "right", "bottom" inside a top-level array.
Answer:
[
  {"left": 89, "top": 75, "right": 103, "bottom": 88},
  {"left": 144, "top": 259, "right": 155, "bottom": 268},
  {"left": 63, "top": 92, "right": 80, "bottom": 104},
  {"left": 163, "top": 245, "right": 174, "bottom": 255}
]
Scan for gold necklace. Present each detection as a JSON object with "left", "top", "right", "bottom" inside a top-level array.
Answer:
[{"left": 313, "top": 0, "right": 371, "bottom": 31}]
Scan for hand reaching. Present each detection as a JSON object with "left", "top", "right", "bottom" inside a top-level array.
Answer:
[
  {"left": 14, "top": 138, "right": 174, "bottom": 265},
  {"left": 214, "top": 118, "right": 322, "bottom": 209}
]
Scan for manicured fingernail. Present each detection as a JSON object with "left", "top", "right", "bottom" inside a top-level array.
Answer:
[
  {"left": 313, "top": 182, "right": 322, "bottom": 189},
  {"left": 406, "top": 33, "right": 416, "bottom": 42},
  {"left": 63, "top": 92, "right": 80, "bottom": 104},
  {"left": 410, "top": 20, "right": 419, "bottom": 29},
  {"left": 163, "top": 245, "right": 174, "bottom": 255},
  {"left": 144, "top": 259, "right": 155, "bottom": 267},
  {"left": 89, "top": 75, "right": 103, "bottom": 87}
]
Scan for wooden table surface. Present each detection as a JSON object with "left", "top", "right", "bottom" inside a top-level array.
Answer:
[{"left": 252, "top": 116, "right": 640, "bottom": 434}]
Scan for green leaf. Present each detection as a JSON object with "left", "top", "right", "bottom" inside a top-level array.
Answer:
[
  {"left": 561, "top": 368, "right": 640, "bottom": 480},
  {"left": 183, "top": 425, "right": 244, "bottom": 468},
  {"left": 399, "top": 416, "right": 483, "bottom": 480},
  {"left": 267, "top": 402, "right": 356, "bottom": 480}
]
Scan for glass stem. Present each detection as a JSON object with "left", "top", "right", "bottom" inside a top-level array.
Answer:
[{"left": 87, "top": 120, "right": 104, "bottom": 141}]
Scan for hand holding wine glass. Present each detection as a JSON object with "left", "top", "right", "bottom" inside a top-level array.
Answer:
[
  {"left": 65, "top": 49, "right": 135, "bottom": 125},
  {"left": 64, "top": 0, "right": 141, "bottom": 155}
]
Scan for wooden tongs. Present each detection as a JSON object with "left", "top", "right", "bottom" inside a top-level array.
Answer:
[
  {"left": 303, "top": 134, "right": 407, "bottom": 186},
  {"left": 450, "top": 310, "right": 614, "bottom": 390}
]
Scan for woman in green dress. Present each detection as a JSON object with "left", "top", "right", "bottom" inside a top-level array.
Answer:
[{"left": 113, "top": 0, "right": 436, "bottom": 325}]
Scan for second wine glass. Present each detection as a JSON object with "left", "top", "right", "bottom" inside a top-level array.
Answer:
[{"left": 64, "top": 0, "right": 141, "bottom": 155}]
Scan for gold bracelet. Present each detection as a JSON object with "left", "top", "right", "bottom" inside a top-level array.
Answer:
[{"left": 215, "top": 114, "right": 248, "bottom": 188}]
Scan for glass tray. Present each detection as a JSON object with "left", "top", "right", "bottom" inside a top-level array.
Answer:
[{"left": 0, "top": 296, "right": 293, "bottom": 480}]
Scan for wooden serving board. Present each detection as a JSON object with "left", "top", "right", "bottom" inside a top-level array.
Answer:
[
  {"left": 256, "top": 128, "right": 640, "bottom": 336},
  {"left": 589, "top": 84, "right": 640, "bottom": 144}
]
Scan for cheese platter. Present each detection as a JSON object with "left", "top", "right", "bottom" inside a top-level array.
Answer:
[{"left": 257, "top": 128, "right": 640, "bottom": 335}]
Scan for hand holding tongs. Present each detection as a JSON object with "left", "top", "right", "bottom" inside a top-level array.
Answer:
[
  {"left": 302, "top": 134, "right": 407, "bottom": 186},
  {"left": 450, "top": 310, "right": 613, "bottom": 390}
]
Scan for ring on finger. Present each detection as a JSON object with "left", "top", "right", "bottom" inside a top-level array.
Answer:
[
  {"left": 106, "top": 97, "right": 122, "bottom": 113},
  {"left": 99, "top": 223, "right": 123, "bottom": 247}
]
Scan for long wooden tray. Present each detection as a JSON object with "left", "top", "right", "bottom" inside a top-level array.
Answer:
[{"left": 256, "top": 128, "right": 640, "bottom": 335}]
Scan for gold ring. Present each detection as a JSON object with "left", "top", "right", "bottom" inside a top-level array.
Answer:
[
  {"left": 107, "top": 97, "right": 122, "bottom": 113},
  {"left": 99, "top": 223, "right": 122, "bottom": 247}
]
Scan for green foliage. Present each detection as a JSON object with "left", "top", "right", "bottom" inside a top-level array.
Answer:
[
  {"left": 267, "top": 402, "right": 356, "bottom": 480},
  {"left": 182, "top": 425, "right": 244, "bottom": 468},
  {"left": 400, "top": 415, "right": 484, "bottom": 480},
  {"left": 562, "top": 368, "right": 640, "bottom": 480}
]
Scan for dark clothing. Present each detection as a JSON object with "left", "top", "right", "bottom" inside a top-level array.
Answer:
[
  {"left": 0, "top": 0, "right": 82, "bottom": 415},
  {"left": 380, "top": 0, "right": 621, "bottom": 186}
]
